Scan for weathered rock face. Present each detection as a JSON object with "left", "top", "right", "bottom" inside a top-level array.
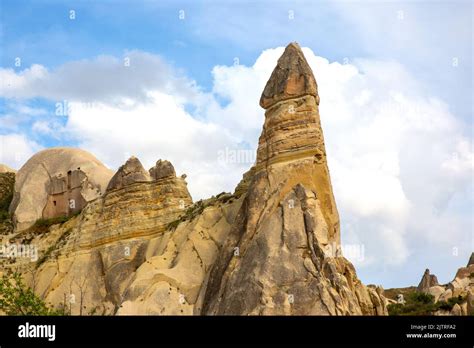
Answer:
[
  {"left": 417, "top": 269, "right": 439, "bottom": 293},
  {"left": 260, "top": 42, "right": 319, "bottom": 109},
  {"left": 117, "top": 195, "right": 244, "bottom": 315},
  {"left": 201, "top": 42, "right": 385, "bottom": 315},
  {"left": 9, "top": 148, "right": 113, "bottom": 231},
  {"left": 21, "top": 157, "right": 194, "bottom": 314},
  {"left": 149, "top": 160, "right": 176, "bottom": 181},
  {"left": 106, "top": 156, "right": 151, "bottom": 191}
]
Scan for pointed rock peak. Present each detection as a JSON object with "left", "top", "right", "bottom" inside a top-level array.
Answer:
[
  {"left": 106, "top": 156, "right": 151, "bottom": 191},
  {"left": 417, "top": 268, "right": 439, "bottom": 292},
  {"left": 260, "top": 42, "right": 318, "bottom": 109},
  {"left": 121, "top": 156, "right": 145, "bottom": 173},
  {"left": 468, "top": 252, "right": 474, "bottom": 267},
  {"left": 149, "top": 159, "right": 176, "bottom": 180}
]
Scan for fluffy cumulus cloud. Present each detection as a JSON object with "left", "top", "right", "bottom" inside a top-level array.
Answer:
[
  {"left": 0, "top": 50, "right": 200, "bottom": 104},
  {"left": 0, "top": 47, "right": 472, "bottom": 286},
  {"left": 0, "top": 134, "right": 42, "bottom": 167}
]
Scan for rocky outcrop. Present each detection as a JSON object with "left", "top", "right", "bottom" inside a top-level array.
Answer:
[
  {"left": 260, "top": 42, "right": 318, "bottom": 109},
  {"left": 15, "top": 157, "right": 194, "bottom": 314},
  {"left": 106, "top": 156, "right": 151, "bottom": 191},
  {"left": 149, "top": 160, "right": 176, "bottom": 181},
  {"left": 9, "top": 148, "right": 113, "bottom": 231},
  {"left": 467, "top": 252, "right": 474, "bottom": 267},
  {"left": 201, "top": 42, "right": 385, "bottom": 315},
  {"left": 417, "top": 269, "right": 439, "bottom": 293},
  {"left": 416, "top": 254, "right": 474, "bottom": 315},
  {"left": 117, "top": 194, "right": 244, "bottom": 315}
]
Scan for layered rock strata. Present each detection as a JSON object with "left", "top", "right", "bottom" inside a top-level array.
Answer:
[{"left": 12, "top": 157, "right": 193, "bottom": 314}]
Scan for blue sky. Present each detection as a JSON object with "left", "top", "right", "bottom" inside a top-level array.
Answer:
[{"left": 0, "top": 0, "right": 472, "bottom": 288}]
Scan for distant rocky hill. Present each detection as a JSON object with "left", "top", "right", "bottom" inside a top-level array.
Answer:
[
  {"left": 0, "top": 42, "right": 389, "bottom": 315},
  {"left": 385, "top": 254, "right": 474, "bottom": 316}
]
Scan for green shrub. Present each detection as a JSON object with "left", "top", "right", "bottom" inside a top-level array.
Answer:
[
  {"left": 388, "top": 291, "right": 467, "bottom": 315},
  {"left": 30, "top": 214, "right": 78, "bottom": 235},
  {"left": 388, "top": 292, "right": 437, "bottom": 316},
  {"left": 0, "top": 271, "right": 67, "bottom": 315},
  {"left": 438, "top": 295, "right": 465, "bottom": 311}
]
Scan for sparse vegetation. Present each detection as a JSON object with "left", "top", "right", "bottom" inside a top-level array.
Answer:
[
  {"left": 437, "top": 295, "right": 465, "bottom": 311},
  {"left": 388, "top": 291, "right": 467, "bottom": 315},
  {"left": 388, "top": 292, "right": 437, "bottom": 316},
  {"left": 0, "top": 172, "right": 15, "bottom": 225},
  {"left": 35, "top": 228, "right": 73, "bottom": 269},
  {"left": 167, "top": 193, "right": 234, "bottom": 231},
  {"left": 32, "top": 215, "right": 72, "bottom": 232},
  {"left": 0, "top": 271, "right": 67, "bottom": 315}
]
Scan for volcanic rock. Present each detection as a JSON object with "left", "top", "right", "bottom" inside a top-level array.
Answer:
[
  {"left": 149, "top": 160, "right": 176, "bottom": 181},
  {"left": 9, "top": 148, "right": 113, "bottom": 231},
  {"left": 417, "top": 269, "right": 439, "bottom": 293},
  {"left": 107, "top": 156, "right": 151, "bottom": 191}
]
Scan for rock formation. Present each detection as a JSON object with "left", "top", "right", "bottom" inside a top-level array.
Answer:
[
  {"left": 22, "top": 157, "right": 193, "bottom": 314},
  {"left": 201, "top": 42, "right": 385, "bottom": 315},
  {"left": 0, "top": 43, "right": 388, "bottom": 316},
  {"left": 149, "top": 160, "right": 176, "bottom": 181},
  {"left": 390, "top": 254, "right": 474, "bottom": 316},
  {"left": 468, "top": 252, "right": 474, "bottom": 267},
  {"left": 417, "top": 269, "right": 439, "bottom": 293},
  {"left": 106, "top": 156, "right": 151, "bottom": 191},
  {"left": 9, "top": 148, "right": 113, "bottom": 231}
]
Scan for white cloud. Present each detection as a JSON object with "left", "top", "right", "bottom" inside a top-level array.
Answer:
[
  {"left": 0, "top": 134, "right": 42, "bottom": 169},
  {"left": 0, "top": 51, "right": 200, "bottom": 104},
  {"left": 65, "top": 92, "right": 243, "bottom": 200}
]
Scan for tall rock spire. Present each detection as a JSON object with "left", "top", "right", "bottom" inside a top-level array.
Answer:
[
  {"left": 202, "top": 43, "right": 386, "bottom": 315},
  {"left": 256, "top": 42, "right": 339, "bottom": 245}
]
